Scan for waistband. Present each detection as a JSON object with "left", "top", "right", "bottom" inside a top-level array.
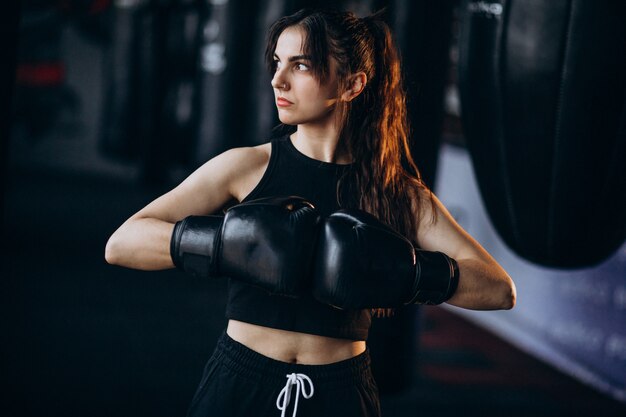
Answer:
[{"left": 213, "top": 331, "right": 372, "bottom": 386}]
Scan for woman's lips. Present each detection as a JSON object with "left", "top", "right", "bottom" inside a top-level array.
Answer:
[{"left": 276, "top": 97, "right": 293, "bottom": 107}]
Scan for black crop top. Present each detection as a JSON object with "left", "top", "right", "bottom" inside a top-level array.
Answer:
[{"left": 224, "top": 136, "right": 372, "bottom": 341}]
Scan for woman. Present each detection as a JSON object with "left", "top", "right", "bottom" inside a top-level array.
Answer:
[{"left": 105, "top": 8, "right": 516, "bottom": 417}]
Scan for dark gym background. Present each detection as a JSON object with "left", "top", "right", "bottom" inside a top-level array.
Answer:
[{"left": 3, "top": 1, "right": 625, "bottom": 416}]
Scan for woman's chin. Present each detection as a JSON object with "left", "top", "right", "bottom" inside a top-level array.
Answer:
[{"left": 277, "top": 116, "right": 298, "bottom": 125}]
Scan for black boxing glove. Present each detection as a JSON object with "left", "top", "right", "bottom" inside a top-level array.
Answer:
[
  {"left": 171, "top": 196, "right": 321, "bottom": 296},
  {"left": 312, "top": 209, "right": 459, "bottom": 309},
  {"left": 170, "top": 214, "right": 224, "bottom": 277}
]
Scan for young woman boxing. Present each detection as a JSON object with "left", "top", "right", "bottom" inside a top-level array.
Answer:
[{"left": 105, "top": 8, "right": 515, "bottom": 417}]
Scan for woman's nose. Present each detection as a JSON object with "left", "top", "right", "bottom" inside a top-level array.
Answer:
[{"left": 271, "top": 71, "right": 289, "bottom": 90}]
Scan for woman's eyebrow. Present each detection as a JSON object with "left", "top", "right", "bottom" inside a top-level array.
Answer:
[{"left": 273, "top": 53, "right": 313, "bottom": 62}]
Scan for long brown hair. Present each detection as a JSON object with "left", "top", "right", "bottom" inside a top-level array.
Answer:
[{"left": 265, "top": 8, "right": 435, "bottom": 243}]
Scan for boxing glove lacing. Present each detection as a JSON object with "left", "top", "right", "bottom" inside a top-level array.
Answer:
[{"left": 276, "top": 373, "right": 314, "bottom": 417}]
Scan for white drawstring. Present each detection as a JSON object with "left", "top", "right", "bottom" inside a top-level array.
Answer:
[{"left": 276, "top": 373, "right": 314, "bottom": 417}]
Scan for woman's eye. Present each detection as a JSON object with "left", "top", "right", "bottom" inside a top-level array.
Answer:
[{"left": 295, "top": 63, "right": 309, "bottom": 71}]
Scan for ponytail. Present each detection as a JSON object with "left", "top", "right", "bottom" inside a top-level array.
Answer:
[{"left": 338, "top": 11, "right": 433, "bottom": 243}]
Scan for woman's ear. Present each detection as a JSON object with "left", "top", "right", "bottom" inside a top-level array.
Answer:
[{"left": 341, "top": 72, "right": 367, "bottom": 102}]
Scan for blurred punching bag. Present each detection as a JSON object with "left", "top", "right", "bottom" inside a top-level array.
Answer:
[
  {"left": 193, "top": 0, "right": 259, "bottom": 165},
  {"left": 390, "top": 0, "right": 455, "bottom": 190},
  {"left": 100, "top": 0, "right": 143, "bottom": 161},
  {"left": 101, "top": 0, "right": 202, "bottom": 181},
  {"left": 160, "top": 0, "right": 203, "bottom": 167},
  {"left": 458, "top": 0, "right": 626, "bottom": 268}
]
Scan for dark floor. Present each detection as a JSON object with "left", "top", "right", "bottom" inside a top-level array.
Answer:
[{"left": 3, "top": 169, "right": 625, "bottom": 417}]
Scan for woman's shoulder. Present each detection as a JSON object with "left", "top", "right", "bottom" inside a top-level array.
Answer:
[
  {"left": 222, "top": 142, "right": 272, "bottom": 166},
  {"left": 218, "top": 143, "right": 272, "bottom": 201},
  {"left": 202, "top": 142, "right": 271, "bottom": 181},
  {"left": 217, "top": 141, "right": 270, "bottom": 161}
]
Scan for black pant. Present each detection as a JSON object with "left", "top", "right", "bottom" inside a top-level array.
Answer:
[{"left": 187, "top": 332, "right": 381, "bottom": 417}]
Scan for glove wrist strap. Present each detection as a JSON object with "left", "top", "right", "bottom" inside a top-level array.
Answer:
[
  {"left": 408, "top": 250, "right": 460, "bottom": 305},
  {"left": 170, "top": 215, "right": 224, "bottom": 277}
]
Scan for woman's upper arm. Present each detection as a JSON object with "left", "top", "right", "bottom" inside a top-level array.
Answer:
[
  {"left": 414, "top": 189, "right": 490, "bottom": 262},
  {"left": 131, "top": 146, "right": 266, "bottom": 223}
]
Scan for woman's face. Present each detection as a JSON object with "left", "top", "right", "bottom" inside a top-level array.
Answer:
[{"left": 271, "top": 26, "right": 340, "bottom": 127}]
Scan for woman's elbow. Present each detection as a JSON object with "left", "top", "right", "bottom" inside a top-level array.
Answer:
[
  {"left": 499, "top": 278, "right": 517, "bottom": 310},
  {"left": 104, "top": 233, "right": 123, "bottom": 265}
]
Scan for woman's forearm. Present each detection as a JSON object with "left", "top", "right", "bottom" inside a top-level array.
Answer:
[
  {"left": 446, "top": 257, "right": 516, "bottom": 310},
  {"left": 105, "top": 217, "right": 176, "bottom": 271}
]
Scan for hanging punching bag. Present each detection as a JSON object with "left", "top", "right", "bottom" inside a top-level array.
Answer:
[
  {"left": 100, "top": 0, "right": 171, "bottom": 183},
  {"left": 390, "top": 0, "right": 455, "bottom": 190},
  {"left": 100, "top": 0, "right": 142, "bottom": 161},
  {"left": 159, "top": 0, "right": 202, "bottom": 166},
  {"left": 458, "top": 0, "right": 626, "bottom": 268},
  {"left": 192, "top": 0, "right": 259, "bottom": 165}
]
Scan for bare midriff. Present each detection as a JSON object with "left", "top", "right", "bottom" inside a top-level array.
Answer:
[{"left": 226, "top": 320, "right": 366, "bottom": 365}]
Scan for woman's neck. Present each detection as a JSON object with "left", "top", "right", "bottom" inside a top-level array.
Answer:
[{"left": 292, "top": 125, "right": 351, "bottom": 164}]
